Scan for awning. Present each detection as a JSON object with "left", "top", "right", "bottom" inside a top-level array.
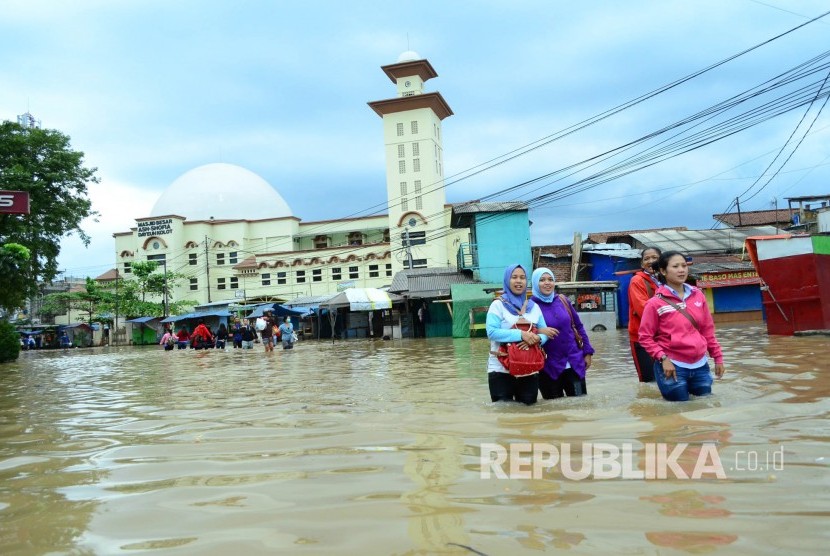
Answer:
[
  {"left": 18, "top": 329, "right": 44, "bottom": 336},
  {"left": 320, "top": 288, "right": 404, "bottom": 311},
  {"left": 160, "top": 310, "right": 231, "bottom": 323},
  {"left": 126, "top": 316, "right": 158, "bottom": 324},
  {"left": 246, "top": 303, "right": 307, "bottom": 319}
]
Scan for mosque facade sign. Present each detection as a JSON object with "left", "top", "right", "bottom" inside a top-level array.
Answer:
[{"left": 137, "top": 218, "right": 173, "bottom": 238}]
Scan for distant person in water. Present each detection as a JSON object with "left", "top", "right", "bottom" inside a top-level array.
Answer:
[
  {"left": 485, "top": 264, "right": 549, "bottom": 405},
  {"left": 628, "top": 246, "right": 662, "bottom": 382},
  {"left": 638, "top": 251, "right": 726, "bottom": 401}
]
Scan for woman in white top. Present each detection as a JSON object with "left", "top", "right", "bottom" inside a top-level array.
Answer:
[{"left": 486, "top": 264, "right": 549, "bottom": 405}]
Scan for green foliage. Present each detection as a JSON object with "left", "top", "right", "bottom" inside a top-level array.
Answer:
[
  {"left": 0, "top": 242, "right": 31, "bottom": 312},
  {"left": 0, "top": 320, "right": 21, "bottom": 363},
  {"left": 0, "top": 120, "right": 99, "bottom": 299}
]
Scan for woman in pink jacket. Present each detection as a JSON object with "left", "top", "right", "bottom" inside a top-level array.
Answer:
[{"left": 638, "top": 251, "right": 726, "bottom": 401}]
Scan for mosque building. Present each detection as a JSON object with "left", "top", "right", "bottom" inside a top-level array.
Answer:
[{"left": 112, "top": 52, "right": 469, "bottom": 308}]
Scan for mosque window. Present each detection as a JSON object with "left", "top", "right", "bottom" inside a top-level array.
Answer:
[
  {"left": 411, "top": 121, "right": 418, "bottom": 134},
  {"left": 369, "top": 265, "right": 379, "bottom": 278},
  {"left": 396, "top": 122, "right": 404, "bottom": 136},
  {"left": 413, "top": 158, "right": 420, "bottom": 172},
  {"left": 296, "top": 270, "right": 306, "bottom": 284},
  {"left": 386, "top": 263, "right": 392, "bottom": 277},
  {"left": 312, "top": 269, "right": 322, "bottom": 282},
  {"left": 332, "top": 267, "right": 342, "bottom": 281},
  {"left": 416, "top": 196, "right": 423, "bottom": 210},
  {"left": 261, "top": 273, "right": 271, "bottom": 286},
  {"left": 216, "top": 253, "right": 225, "bottom": 265},
  {"left": 277, "top": 271, "right": 287, "bottom": 285},
  {"left": 383, "top": 229, "right": 390, "bottom": 242},
  {"left": 401, "top": 198, "right": 408, "bottom": 211},
  {"left": 189, "top": 253, "right": 197, "bottom": 265},
  {"left": 414, "top": 180, "right": 422, "bottom": 194},
  {"left": 217, "top": 277, "right": 226, "bottom": 290},
  {"left": 349, "top": 266, "right": 359, "bottom": 279},
  {"left": 348, "top": 232, "right": 363, "bottom": 246},
  {"left": 412, "top": 142, "right": 419, "bottom": 156},
  {"left": 397, "top": 144, "right": 405, "bottom": 158},
  {"left": 229, "top": 252, "right": 238, "bottom": 264},
  {"left": 400, "top": 181, "right": 407, "bottom": 196},
  {"left": 398, "top": 160, "right": 405, "bottom": 174},
  {"left": 189, "top": 278, "right": 197, "bottom": 290},
  {"left": 412, "top": 258, "right": 427, "bottom": 268},
  {"left": 124, "top": 262, "right": 131, "bottom": 274},
  {"left": 152, "top": 241, "right": 160, "bottom": 250},
  {"left": 230, "top": 277, "right": 238, "bottom": 289}
]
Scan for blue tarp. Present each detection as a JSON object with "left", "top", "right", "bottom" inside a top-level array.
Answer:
[
  {"left": 246, "top": 303, "right": 306, "bottom": 319},
  {"left": 18, "top": 329, "right": 44, "bottom": 336},
  {"left": 126, "top": 316, "right": 158, "bottom": 324},
  {"left": 160, "top": 310, "right": 232, "bottom": 323}
]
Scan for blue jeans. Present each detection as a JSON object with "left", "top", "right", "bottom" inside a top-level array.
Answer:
[{"left": 653, "top": 361, "right": 713, "bottom": 402}]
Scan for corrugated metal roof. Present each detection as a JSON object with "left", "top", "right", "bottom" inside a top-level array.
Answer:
[
  {"left": 689, "top": 261, "right": 755, "bottom": 276},
  {"left": 629, "top": 227, "right": 778, "bottom": 253},
  {"left": 452, "top": 201, "right": 528, "bottom": 214},
  {"left": 283, "top": 293, "right": 338, "bottom": 308},
  {"left": 389, "top": 268, "right": 479, "bottom": 297}
]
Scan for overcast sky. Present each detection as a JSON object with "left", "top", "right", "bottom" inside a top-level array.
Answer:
[{"left": 2, "top": 0, "right": 829, "bottom": 279}]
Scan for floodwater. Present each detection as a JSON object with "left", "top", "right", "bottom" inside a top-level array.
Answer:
[{"left": 0, "top": 325, "right": 828, "bottom": 555}]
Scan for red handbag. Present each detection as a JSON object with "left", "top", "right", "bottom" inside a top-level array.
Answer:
[{"left": 496, "top": 319, "right": 546, "bottom": 377}]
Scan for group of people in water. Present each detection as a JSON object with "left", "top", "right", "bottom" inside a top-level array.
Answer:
[
  {"left": 487, "top": 249, "right": 726, "bottom": 405},
  {"left": 159, "top": 311, "right": 296, "bottom": 352}
]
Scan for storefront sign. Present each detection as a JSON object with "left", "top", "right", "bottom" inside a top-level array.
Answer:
[
  {"left": 0, "top": 190, "right": 30, "bottom": 214},
  {"left": 137, "top": 218, "right": 173, "bottom": 237},
  {"left": 697, "top": 270, "right": 759, "bottom": 288}
]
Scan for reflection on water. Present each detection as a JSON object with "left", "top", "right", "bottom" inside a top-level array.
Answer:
[{"left": 0, "top": 325, "right": 828, "bottom": 554}]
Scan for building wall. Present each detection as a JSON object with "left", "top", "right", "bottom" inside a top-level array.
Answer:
[
  {"left": 114, "top": 216, "right": 400, "bottom": 307},
  {"left": 474, "top": 211, "right": 532, "bottom": 283}
]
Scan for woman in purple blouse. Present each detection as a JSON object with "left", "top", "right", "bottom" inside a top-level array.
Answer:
[{"left": 531, "top": 267, "right": 595, "bottom": 399}]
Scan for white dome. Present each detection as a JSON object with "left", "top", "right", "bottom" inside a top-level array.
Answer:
[
  {"left": 150, "top": 163, "right": 293, "bottom": 221},
  {"left": 397, "top": 50, "right": 421, "bottom": 63}
]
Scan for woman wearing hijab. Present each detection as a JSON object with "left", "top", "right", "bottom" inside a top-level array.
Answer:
[
  {"left": 628, "top": 246, "right": 662, "bottom": 382},
  {"left": 485, "top": 264, "right": 549, "bottom": 405},
  {"left": 531, "top": 267, "right": 594, "bottom": 399}
]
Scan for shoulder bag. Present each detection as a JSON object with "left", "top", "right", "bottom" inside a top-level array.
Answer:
[
  {"left": 559, "top": 294, "right": 584, "bottom": 349},
  {"left": 656, "top": 293, "right": 699, "bottom": 329},
  {"left": 493, "top": 298, "right": 546, "bottom": 377}
]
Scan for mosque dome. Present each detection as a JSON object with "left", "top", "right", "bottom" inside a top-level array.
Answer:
[
  {"left": 149, "top": 163, "right": 293, "bottom": 221},
  {"left": 397, "top": 50, "right": 422, "bottom": 63}
]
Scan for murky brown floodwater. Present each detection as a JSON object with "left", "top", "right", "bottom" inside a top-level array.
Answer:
[{"left": 0, "top": 324, "right": 828, "bottom": 555}]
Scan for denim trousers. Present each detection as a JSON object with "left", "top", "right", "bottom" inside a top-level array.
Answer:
[{"left": 653, "top": 361, "right": 713, "bottom": 402}]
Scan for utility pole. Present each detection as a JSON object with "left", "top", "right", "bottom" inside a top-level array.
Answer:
[
  {"left": 404, "top": 227, "right": 414, "bottom": 269},
  {"left": 204, "top": 236, "right": 212, "bottom": 303},
  {"left": 64, "top": 270, "right": 71, "bottom": 324},
  {"left": 736, "top": 197, "right": 742, "bottom": 227},
  {"left": 162, "top": 258, "right": 169, "bottom": 318},
  {"left": 114, "top": 268, "right": 119, "bottom": 347}
]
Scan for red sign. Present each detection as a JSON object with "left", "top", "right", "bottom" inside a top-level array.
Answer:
[
  {"left": 697, "top": 270, "right": 759, "bottom": 288},
  {"left": 0, "top": 190, "right": 30, "bottom": 215}
]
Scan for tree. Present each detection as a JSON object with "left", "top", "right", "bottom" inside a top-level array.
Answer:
[
  {"left": 0, "top": 242, "right": 30, "bottom": 313},
  {"left": 0, "top": 120, "right": 99, "bottom": 300}
]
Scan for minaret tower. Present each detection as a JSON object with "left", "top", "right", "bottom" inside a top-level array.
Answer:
[{"left": 368, "top": 51, "right": 453, "bottom": 273}]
